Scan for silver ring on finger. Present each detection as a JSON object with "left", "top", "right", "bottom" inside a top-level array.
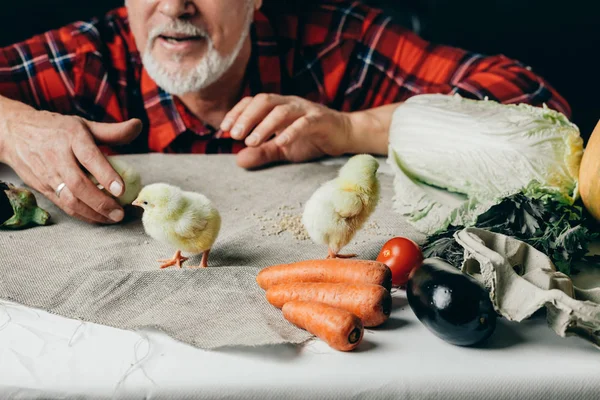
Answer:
[{"left": 55, "top": 182, "right": 67, "bottom": 198}]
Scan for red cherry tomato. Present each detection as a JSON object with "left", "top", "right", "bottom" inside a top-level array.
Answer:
[{"left": 376, "top": 237, "right": 423, "bottom": 287}]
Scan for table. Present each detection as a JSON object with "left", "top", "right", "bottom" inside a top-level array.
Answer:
[
  {"left": 2, "top": 155, "right": 599, "bottom": 399},
  {"left": 1, "top": 292, "right": 599, "bottom": 399}
]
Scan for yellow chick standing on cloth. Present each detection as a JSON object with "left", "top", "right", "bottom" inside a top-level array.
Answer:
[
  {"left": 302, "top": 154, "right": 380, "bottom": 259},
  {"left": 132, "top": 183, "right": 221, "bottom": 268}
]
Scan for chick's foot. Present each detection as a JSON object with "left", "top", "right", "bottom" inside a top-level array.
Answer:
[
  {"left": 158, "top": 250, "right": 189, "bottom": 269},
  {"left": 327, "top": 248, "right": 357, "bottom": 259},
  {"left": 188, "top": 249, "right": 210, "bottom": 269}
]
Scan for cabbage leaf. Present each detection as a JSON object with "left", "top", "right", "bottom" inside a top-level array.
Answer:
[{"left": 388, "top": 94, "right": 583, "bottom": 235}]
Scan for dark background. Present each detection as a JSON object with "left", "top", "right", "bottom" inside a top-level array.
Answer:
[{"left": 1, "top": 1, "right": 598, "bottom": 139}]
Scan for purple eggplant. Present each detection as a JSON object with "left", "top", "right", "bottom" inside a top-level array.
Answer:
[{"left": 407, "top": 257, "right": 496, "bottom": 346}]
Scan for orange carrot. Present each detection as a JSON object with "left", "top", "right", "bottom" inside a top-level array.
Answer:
[
  {"left": 266, "top": 282, "right": 392, "bottom": 327},
  {"left": 257, "top": 259, "right": 392, "bottom": 291},
  {"left": 282, "top": 301, "right": 363, "bottom": 351}
]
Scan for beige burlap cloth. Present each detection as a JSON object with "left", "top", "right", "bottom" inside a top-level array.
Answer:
[{"left": 0, "top": 154, "right": 421, "bottom": 349}]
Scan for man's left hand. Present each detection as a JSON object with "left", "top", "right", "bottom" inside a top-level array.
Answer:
[{"left": 220, "top": 94, "right": 352, "bottom": 169}]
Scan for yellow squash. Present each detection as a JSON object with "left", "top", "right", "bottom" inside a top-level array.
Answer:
[{"left": 579, "top": 120, "right": 600, "bottom": 221}]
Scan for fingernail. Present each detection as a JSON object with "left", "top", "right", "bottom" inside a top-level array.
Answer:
[
  {"left": 221, "top": 118, "right": 233, "bottom": 131},
  {"left": 109, "top": 181, "right": 123, "bottom": 196},
  {"left": 231, "top": 125, "right": 243, "bottom": 139},
  {"left": 109, "top": 209, "right": 124, "bottom": 222},
  {"left": 246, "top": 135, "right": 258, "bottom": 146}
]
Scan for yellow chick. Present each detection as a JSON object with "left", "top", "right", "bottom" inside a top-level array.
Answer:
[
  {"left": 132, "top": 183, "right": 221, "bottom": 269},
  {"left": 89, "top": 157, "right": 142, "bottom": 206},
  {"left": 302, "top": 154, "right": 380, "bottom": 259}
]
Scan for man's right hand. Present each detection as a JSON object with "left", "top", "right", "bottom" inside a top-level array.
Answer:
[{"left": 0, "top": 99, "right": 142, "bottom": 224}]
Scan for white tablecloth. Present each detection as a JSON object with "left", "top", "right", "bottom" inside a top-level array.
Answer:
[
  {"left": 1, "top": 291, "right": 599, "bottom": 399},
  {"left": 2, "top": 157, "right": 599, "bottom": 398}
]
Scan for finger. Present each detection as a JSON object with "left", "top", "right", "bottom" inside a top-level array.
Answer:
[
  {"left": 85, "top": 118, "right": 143, "bottom": 145},
  {"left": 15, "top": 164, "right": 107, "bottom": 224},
  {"left": 229, "top": 94, "right": 285, "bottom": 141},
  {"left": 51, "top": 183, "right": 112, "bottom": 224},
  {"left": 275, "top": 115, "right": 312, "bottom": 146},
  {"left": 247, "top": 104, "right": 304, "bottom": 147},
  {"left": 71, "top": 134, "right": 124, "bottom": 197},
  {"left": 220, "top": 97, "right": 253, "bottom": 133},
  {"left": 236, "top": 140, "right": 287, "bottom": 170},
  {"left": 59, "top": 155, "right": 124, "bottom": 222}
]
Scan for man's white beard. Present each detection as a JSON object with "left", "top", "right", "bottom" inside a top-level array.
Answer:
[{"left": 142, "top": 14, "right": 252, "bottom": 95}]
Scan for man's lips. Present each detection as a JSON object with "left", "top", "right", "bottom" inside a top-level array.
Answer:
[
  {"left": 158, "top": 34, "right": 203, "bottom": 43},
  {"left": 155, "top": 34, "right": 206, "bottom": 52}
]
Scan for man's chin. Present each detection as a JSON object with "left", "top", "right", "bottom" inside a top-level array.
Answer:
[
  {"left": 150, "top": 53, "right": 199, "bottom": 70},
  {"left": 143, "top": 61, "right": 215, "bottom": 95},
  {"left": 149, "top": 42, "right": 207, "bottom": 66},
  {"left": 142, "top": 41, "right": 240, "bottom": 95}
]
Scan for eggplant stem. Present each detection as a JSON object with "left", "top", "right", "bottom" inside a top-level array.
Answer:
[{"left": 32, "top": 207, "right": 50, "bottom": 225}]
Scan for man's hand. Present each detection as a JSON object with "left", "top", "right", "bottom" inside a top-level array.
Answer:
[
  {"left": 220, "top": 94, "right": 354, "bottom": 169},
  {"left": 0, "top": 99, "right": 142, "bottom": 224}
]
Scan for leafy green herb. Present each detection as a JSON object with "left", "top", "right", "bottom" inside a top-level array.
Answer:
[{"left": 422, "top": 194, "right": 599, "bottom": 276}]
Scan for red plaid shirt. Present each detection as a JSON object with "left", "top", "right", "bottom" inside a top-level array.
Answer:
[{"left": 0, "top": 3, "right": 570, "bottom": 155}]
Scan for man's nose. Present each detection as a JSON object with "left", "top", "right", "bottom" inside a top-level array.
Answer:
[{"left": 157, "top": 0, "right": 197, "bottom": 19}]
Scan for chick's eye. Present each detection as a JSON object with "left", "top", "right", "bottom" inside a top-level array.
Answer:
[{"left": 143, "top": 201, "right": 148, "bottom": 205}]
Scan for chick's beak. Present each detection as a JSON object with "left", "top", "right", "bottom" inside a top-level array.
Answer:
[{"left": 132, "top": 198, "right": 141, "bottom": 207}]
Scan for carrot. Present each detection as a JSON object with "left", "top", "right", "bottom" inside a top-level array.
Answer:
[
  {"left": 266, "top": 282, "right": 392, "bottom": 327},
  {"left": 257, "top": 259, "right": 392, "bottom": 291},
  {"left": 282, "top": 301, "right": 364, "bottom": 351}
]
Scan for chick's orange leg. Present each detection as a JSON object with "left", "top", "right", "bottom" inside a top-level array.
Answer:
[
  {"left": 326, "top": 248, "right": 357, "bottom": 259},
  {"left": 188, "top": 249, "right": 210, "bottom": 269},
  {"left": 158, "top": 250, "right": 189, "bottom": 269},
  {"left": 335, "top": 253, "right": 358, "bottom": 259}
]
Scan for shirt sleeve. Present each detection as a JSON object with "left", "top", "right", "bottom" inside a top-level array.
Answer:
[
  {"left": 0, "top": 10, "right": 130, "bottom": 123},
  {"left": 341, "top": 9, "right": 571, "bottom": 117}
]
